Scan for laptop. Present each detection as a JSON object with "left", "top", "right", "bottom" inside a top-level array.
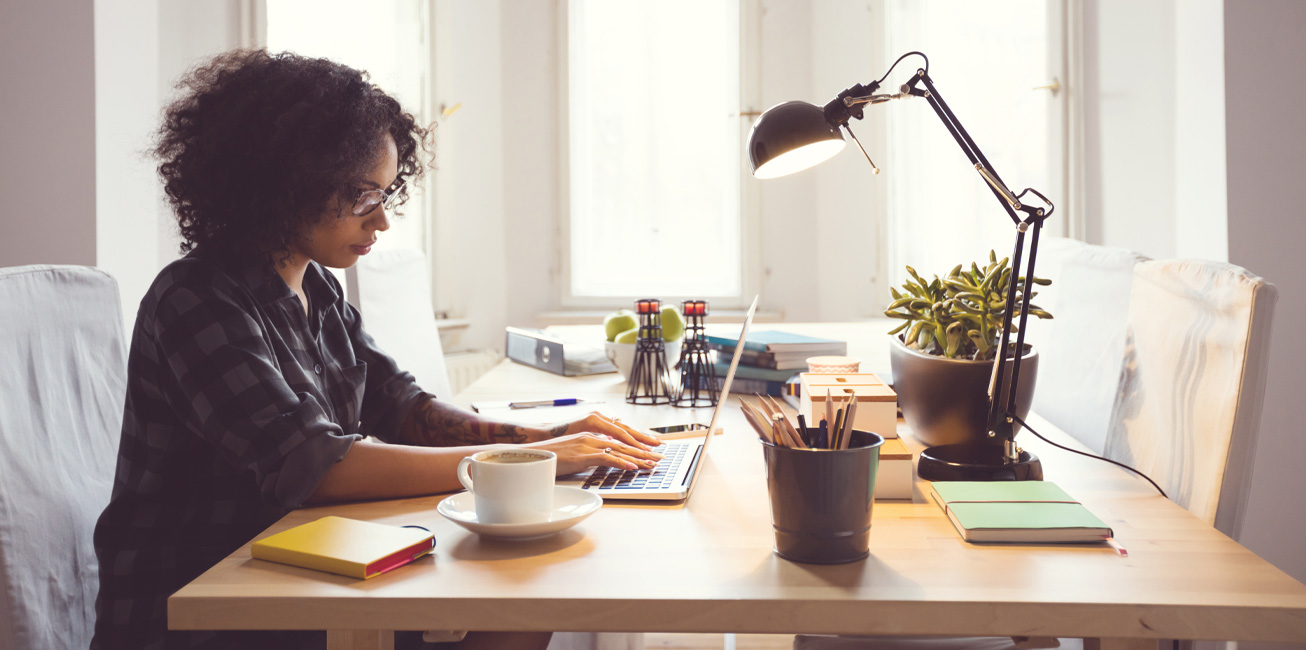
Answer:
[{"left": 557, "top": 296, "right": 759, "bottom": 501}]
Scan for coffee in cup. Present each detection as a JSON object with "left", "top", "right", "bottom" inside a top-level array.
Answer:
[{"left": 456, "top": 448, "right": 557, "bottom": 524}]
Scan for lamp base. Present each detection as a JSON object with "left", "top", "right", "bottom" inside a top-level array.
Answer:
[{"left": 917, "top": 443, "right": 1043, "bottom": 481}]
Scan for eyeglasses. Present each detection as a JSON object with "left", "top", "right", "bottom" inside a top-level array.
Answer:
[{"left": 352, "top": 179, "right": 407, "bottom": 216}]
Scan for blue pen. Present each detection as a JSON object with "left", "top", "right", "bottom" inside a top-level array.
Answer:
[{"left": 507, "top": 398, "right": 597, "bottom": 409}]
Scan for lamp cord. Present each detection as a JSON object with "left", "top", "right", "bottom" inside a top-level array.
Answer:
[
  {"left": 1008, "top": 413, "right": 1168, "bottom": 498},
  {"left": 876, "top": 51, "right": 930, "bottom": 86}
]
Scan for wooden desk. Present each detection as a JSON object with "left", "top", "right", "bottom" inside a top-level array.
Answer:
[{"left": 169, "top": 323, "right": 1306, "bottom": 650}]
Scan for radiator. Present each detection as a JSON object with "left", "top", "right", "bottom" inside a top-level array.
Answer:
[{"left": 444, "top": 349, "right": 502, "bottom": 395}]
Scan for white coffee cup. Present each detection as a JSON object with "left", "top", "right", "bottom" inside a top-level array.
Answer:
[{"left": 456, "top": 448, "right": 557, "bottom": 524}]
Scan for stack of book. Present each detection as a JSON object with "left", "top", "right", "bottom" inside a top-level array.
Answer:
[{"left": 703, "top": 330, "right": 847, "bottom": 396}]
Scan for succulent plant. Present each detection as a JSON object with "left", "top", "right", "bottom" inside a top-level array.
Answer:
[{"left": 885, "top": 250, "right": 1053, "bottom": 360}]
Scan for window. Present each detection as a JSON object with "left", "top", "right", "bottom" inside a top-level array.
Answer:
[
  {"left": 563, "top": 0, "right": 747, "bottom": 306},
  {"left": 882, "top": 0, "right": 1065, "bottom": 287},
  {"left": 265, "top": 0, "right": 430, "bottom": 256}
]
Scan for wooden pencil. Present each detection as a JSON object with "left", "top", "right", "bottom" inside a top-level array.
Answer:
[
  {"left": 825, "top": 389, "right": 835, "bottom": 442},
  {"left": 763, "top": 395, "right": 804, "bottom": 448},
  {"left": 741, "top": 401, "right": 776, "bottom": 444},
  {"left": 739, "top": 405, "right": 774, "bottom": 444},
  {"left": 840, "top": 396, "right": 857, "bottom": 450}
]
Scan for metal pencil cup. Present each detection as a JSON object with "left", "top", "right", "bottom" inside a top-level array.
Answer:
[{"left": 762, "top": 430, "right": 885, "bottom": 564}]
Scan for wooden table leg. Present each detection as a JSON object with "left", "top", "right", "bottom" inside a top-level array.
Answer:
[
  {"left": 327, "top": 630, "right": 395, "bottom": 650},
  {"left": 1084, "top": 638, "right": 1159, "bottom": 650}
]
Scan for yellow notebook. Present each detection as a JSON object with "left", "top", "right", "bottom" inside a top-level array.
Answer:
[{"left": 251, "top": 516, "right": 435, "bottom": 579}]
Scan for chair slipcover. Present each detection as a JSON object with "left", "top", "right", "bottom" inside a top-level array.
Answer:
[
  {"left": 348, "top": 249, "right": 453, "bottom": 400},
  {"left": 0, "top": 265, "right": 126, "bottom": 650},
  {"left": 1104, "top": 260, "right": 1277, "bottom": 535},
  {"left": 1029, "top": 238, "right": 1150, "bottom": 454}
]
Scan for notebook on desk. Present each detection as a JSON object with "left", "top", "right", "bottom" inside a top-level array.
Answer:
[{"left": 556, "top": 296, "right": 759, "bottom": 502}]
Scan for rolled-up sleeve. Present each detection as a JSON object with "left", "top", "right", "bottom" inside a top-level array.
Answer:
[
  {"left": 339, "top": 299, "right": 426, "bottom": 443},
  {"left": 153, "top": 285, "right": 358, "bottom": 509}
]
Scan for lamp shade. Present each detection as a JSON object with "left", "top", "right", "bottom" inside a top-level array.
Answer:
[{"left": 747, "top": 101, "right": 846, "bottom": 179}]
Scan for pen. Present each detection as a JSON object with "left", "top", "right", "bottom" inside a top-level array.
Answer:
[{"left": 508, "top": 398, "right": 598, "bottom": 409}]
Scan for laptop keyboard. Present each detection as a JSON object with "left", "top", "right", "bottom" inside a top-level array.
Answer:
[{"left": 583, "top": 443, "right": 687, "bottom": 491}]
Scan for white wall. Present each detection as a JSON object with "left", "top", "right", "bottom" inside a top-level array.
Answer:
[
  {"left": 1174, "top": 0, "right": 1228, "bottom": 262},
  {"left": 501, "top": 0, "right": 562, "bottom": 344},
  {"left": 1224, "top": 4, "right": 1306, "bottom": 649},
  {"left": 0, "top": 0, "right": 96, "bottom": 268},
  {"left": 1082, "top": 0, "right": 1229, "bottom": 262},
  {"left": 430, "top": 0, "right": 510, "bottom": 352},
  {"left": 1082, "top": 0, "right": 1178, "bottom": 256},
  {"left": 93, "top": 0, "right": 244, "bottom": 326},
  {"left": 767, "top": 0, "right": 885, "bottom": 323},
  {"left": 95, "top": 0, "right": 164, "bottom": 329}
]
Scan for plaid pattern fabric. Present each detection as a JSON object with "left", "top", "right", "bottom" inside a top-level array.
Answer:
[{"left": 91, "top": 252, "right": 425, "bottom": 649}]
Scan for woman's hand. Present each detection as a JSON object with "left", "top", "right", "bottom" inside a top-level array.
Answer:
[{"left": 524, "top": 412, "right": 665, "bottom": 475}]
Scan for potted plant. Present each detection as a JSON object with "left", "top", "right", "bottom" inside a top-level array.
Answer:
[{"left": 885, "top": 251, "right": 1052, "bottom": 448}]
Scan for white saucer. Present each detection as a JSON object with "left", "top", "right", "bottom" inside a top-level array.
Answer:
[{"left": 437, "top": 486, "right": 603, "bottom": 540}]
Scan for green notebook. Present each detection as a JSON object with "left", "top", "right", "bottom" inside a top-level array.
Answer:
[{"left": 929, "top": 481, "right": 1113, "bottom": 543}]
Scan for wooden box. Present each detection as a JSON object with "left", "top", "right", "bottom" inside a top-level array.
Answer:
[
  {"left": 875, "top": 437, "right": 914, "bottom": 500},
  {"left": 799, "top": 373, "right": 898, "bottom": 439}
]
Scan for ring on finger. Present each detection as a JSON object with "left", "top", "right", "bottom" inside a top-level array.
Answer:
[{"left": 603, "top": 447, "right": 613, "bottom": 455}]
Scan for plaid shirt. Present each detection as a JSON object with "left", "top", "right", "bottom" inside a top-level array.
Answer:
[{"left": 91, "top": 251, "right": 426, "bottom": 650}]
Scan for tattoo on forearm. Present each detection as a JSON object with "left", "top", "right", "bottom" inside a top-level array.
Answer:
[
  {"left": 546, "top": 423, "right": 570, "bottom": 438},
  {"left": 399, "top": 398, "right": 529, "bottom": 447}
]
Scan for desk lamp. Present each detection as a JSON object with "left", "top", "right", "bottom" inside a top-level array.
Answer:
[{"left": 746, "top": 52, "right": 1053, "bottom": 481}]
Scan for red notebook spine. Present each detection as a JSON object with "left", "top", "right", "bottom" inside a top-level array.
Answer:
[{"left": 365, "top": 537, "right": 435, "bottom": 578}]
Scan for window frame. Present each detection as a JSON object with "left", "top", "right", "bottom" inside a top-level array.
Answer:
[{"left": 555, "top": 0, "right": 763, "bottom": 311}]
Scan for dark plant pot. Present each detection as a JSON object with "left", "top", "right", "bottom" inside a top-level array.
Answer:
[{"left": 888, "top": 336, "right": 1038, "bottom": 448}]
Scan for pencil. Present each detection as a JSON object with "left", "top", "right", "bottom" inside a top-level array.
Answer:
[
  {"left": 764, "top": 395, "right": 804, "bottom": 448},
  {"left": 825, "top": 389, "right": 835, "bottom": 439},
  {"left": 777, "top": 412, "right": 807, "bottom": 449},
  {"left": 840, "top": 397, "right": 856, "bottom": 450},
  {"left": 739, "top": 405, "right": 774, "bottom": 444},
  {"left": 757, "top": 395, "right": 794, "bottom": 446},
  {"left": 831, "top": 408, "right": 844, "bottom": 450},
  {"left": 841, "top": 397, "right": 858, "bottom": 449},
  {"left": 741, "top": 401, "right": 776, "bottom": 445}
]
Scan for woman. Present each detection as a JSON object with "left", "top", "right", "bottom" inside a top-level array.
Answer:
[{"left": 91, "top": 49, "right": 661, "bottom": 650}]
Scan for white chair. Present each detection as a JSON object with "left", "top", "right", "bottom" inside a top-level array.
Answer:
[
  {"left": 1104, "top": 259, "right": 1277, "bottom": 537},
  {"left": 0, "top": 265, "right": 127, "bottom": 650},
  {"left": 346, "top": 249, "right": 454, "bottom": 399},
  {"left": 1029, "top": 238, "right": 1150, "bottom": 454}
]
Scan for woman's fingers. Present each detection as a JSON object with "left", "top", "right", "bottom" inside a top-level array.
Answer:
[
  {"left": 588, "top": 434, "right": 662, "bottom": 464},
  {"left": 541, "top": 433, "right": 660, "bottom": 473},
  {"left": 611, "top": 419, "right": 662, "bottom": 448},
  {"left": 589, "top": 447, "right": 645, "bottom": 471},
  {"left": 585, "top": 412, "right": 663, "bottom": 451}
]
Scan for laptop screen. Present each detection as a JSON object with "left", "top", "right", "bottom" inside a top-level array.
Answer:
[{"left": 684, "top": 295, "right": 758, "bottom": 495}]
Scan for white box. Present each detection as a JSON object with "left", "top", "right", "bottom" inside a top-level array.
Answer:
[
  {"left": 799, "top": 373, "right": 898, "bottom": 439},
  {"left": 875, "top": 438, "right": 914, "bottom": 500}
]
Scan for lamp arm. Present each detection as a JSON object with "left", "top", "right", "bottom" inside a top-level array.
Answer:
[{"left": 896, "top": 68, "right": 1055, "bottom": 460}]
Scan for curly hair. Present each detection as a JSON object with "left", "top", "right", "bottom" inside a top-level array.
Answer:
[{"left": 154, "top": 49, "right": 432, "bottom": 266}]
